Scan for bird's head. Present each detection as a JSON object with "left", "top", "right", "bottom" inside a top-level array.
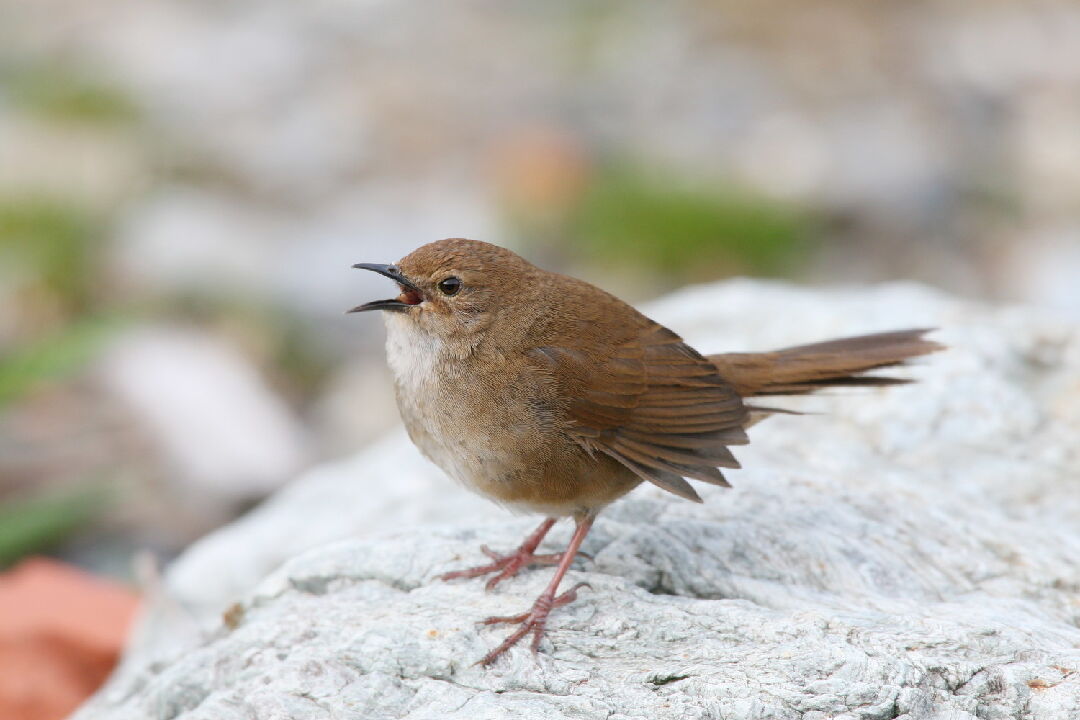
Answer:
[{"left": 350, "top": 238, "right": 535, "bottom": 342}]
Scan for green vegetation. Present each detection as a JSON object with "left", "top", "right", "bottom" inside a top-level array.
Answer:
[
  {"left": 569, "top": 163, "right": 815, "bottom": 281},
  {"left": 0, "top": 169, "right": 124, "bottom": 567},
  {"left": 0, "top": 315, "right": 121, "bottom": 409},
  {"left": 0, "top": 484, "right": 112, "bottom": 569},
  {"left": 0, "top": 198, "right": 104, "bottom": 309},
  {"left": 0, "top": 195, "right": 122, "bottom": 407},
  {"left": 2, "top": 63, "right": 139, "bottom": 126}
]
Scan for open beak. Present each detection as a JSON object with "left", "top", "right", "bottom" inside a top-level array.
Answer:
[{"left": 348, "top": 263, "right": 424, "bottom": 313}]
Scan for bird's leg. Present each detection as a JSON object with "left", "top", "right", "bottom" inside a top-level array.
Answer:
[
  {"left": 478, "top": 514, "right": 594, "bottom": 665},
  {"left": 440, "top": 517, "right": 563, "bottom": 590}
]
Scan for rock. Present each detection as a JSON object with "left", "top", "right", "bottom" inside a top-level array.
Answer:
[
  {"left": 76, "top": 280, "right": 1080, "bottom": 719},
  {"left": 999, "top": 228, "right": 1080, "bottom": 321},
  {"left": 0, "top": 558, "right": 139, "bottom": 720},
  {"left": 309, "top": 360, "right": 402, "bottom": 457},
  {"left": 98, "top": 326, "right": 308, "bottom": 533}
]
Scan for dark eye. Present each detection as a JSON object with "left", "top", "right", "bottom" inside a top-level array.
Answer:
[{"left": 437, "top": 276, "right": 462, "bottom": 296}]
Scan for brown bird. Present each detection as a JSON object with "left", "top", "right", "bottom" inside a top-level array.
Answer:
[{"left": 350, "top": 238, "right": 941, "bottom": 665}]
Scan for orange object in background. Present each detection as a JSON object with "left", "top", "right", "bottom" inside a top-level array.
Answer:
[{"left": 0, "top": 558, "right": 139, "bottom": 720}]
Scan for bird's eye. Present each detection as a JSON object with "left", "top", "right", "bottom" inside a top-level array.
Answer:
[{"left": 437, "top": 276, "right": 462, "bottom": 296}]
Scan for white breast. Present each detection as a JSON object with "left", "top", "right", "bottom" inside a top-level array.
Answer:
[
  {"left": 381, "top": 314, "right": 538, "bottom": 510},
  {"left": 383, "top": 314, "right": 473, "bottom": 482},
  {"left": 383, "top": 313, "right": 443, "bottom": 393}
]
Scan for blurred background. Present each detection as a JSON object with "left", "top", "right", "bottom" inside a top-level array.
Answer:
[{"left": 1, "top": 0, "right": 1079, "bottom": 630}]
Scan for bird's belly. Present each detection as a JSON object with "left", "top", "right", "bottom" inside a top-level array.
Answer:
[
  {"left": 397, "top": 382, "right": 639, "bottom": 516},
  {"left": 384, "top": 315, "right": 639, "bottom": 516},
  {"left": 398, "top": 396, "right": 557, "bottom": 511}
]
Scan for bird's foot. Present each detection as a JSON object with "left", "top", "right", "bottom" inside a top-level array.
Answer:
[
  {"left": 477, "top": 582, "right": 590, "bottom": 665},
  {"left": 440, "top": 544, "right": 565, "bottom": 591}
]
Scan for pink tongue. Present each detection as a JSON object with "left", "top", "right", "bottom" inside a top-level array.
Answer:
[{"left": 400, "top": 290, "right": 422, "bottom": 305}]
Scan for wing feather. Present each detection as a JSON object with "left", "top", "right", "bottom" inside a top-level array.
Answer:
[{"left": 529, "top": 320, "right": 748, "bottom": 502}]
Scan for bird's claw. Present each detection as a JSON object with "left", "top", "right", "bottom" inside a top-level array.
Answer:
[
  {"left": 441, "top": 546, "right": 565, "bottom": 590},
  {"left": 476, "top": 582, "right": 591, "bottom": 665}
]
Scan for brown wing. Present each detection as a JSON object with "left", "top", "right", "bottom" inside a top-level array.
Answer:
[{"left": 530, "top": 323, "right": 749, "bottom": 503}]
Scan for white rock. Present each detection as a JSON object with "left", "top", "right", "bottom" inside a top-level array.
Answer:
[
  {"left": 79, "top": 281, "right": 1080, "bottom": 719},
  {"left": 99, "top": 327, "right": 308, "bottom": 513}
]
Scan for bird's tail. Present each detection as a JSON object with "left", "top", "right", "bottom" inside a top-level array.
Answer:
[{"left": 707, "top": 328, "right": 943, "bottom": 398}]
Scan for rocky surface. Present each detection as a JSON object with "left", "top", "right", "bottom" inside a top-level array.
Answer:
[
  {"left": 76, "top": 281, "right": 1080, "bottom": 719},
  {"left": 99, "top": 327, "right": 308, "bottom": 530}
]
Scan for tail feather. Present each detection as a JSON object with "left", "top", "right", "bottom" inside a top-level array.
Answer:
[{"left": 708, "top": 328, "right": 943, "bottom": 398}]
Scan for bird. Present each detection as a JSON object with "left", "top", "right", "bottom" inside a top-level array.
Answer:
[{"left": 349, "top": 238, "right": 941, "bottom": 665}]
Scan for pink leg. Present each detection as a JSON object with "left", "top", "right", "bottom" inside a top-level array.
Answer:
[
  {"left": 478, "top": 515, "right": 595, "bottom": 666},
  {"left": 440, "top": 518, "right": 562, "bottom": 591}
]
